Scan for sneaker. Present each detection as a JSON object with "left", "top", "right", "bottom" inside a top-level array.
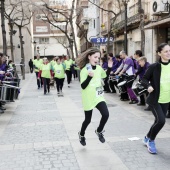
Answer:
[
  {"left": 68, "top": 85, "right": 70, "bottom": 88},
  {"left": 95, "top": 130, "right": 105, "bottom": 143},
  {"left": 143, "top": 136, "right": 149, "bottom": 146},
  {"left": 147, "top": 140, "right": 157, "bottom": 154},
  {"left": 129, "top": 100, "right": 138, "bottom": 104},
  {"left": 78, "top": 132, "right": 86, "bottom": 146},
  {"left": 57, "top": 92, "right": 60, "bottom": 94}
]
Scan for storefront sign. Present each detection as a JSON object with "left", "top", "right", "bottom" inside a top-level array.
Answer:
[{"left": 90, "top": 37, "right": 114, "bottom": 44}]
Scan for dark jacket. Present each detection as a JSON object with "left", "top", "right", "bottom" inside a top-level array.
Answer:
[{"left": 142, "top": 61, "right": 167, "bottom": 106}]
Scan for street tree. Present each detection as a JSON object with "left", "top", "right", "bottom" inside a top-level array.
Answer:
[
  {"left": 0, "top": 0, "right": 7, "bottom": 55},
  {"left": 6, "top": 0, "right": 34, "bottom": 80},
  {"left": 33, "top": 0, "right": 78, "bottom": 59}
]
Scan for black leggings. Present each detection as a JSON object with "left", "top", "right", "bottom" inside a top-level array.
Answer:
[
  {"left": 80, "top": 101, "right": 109, "bottom": 136},
  {"left": 65, "top": 70, "right": 72, "bottom": 84},
  {"left": 42, "top": 78, "right": 50, "bottom": 93},
  {"left": 55, "top": 78, "right": 65, "bottom": 92},
  {"left": 147, "top": 103, "right": 169, "bottom": 140}
]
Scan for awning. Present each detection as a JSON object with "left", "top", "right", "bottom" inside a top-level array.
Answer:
[{"left": 144, "top": 17, "right": 170, "bottom": 29}]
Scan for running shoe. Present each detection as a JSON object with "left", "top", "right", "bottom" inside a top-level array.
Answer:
[
  {"left": 143, "top": 136, "right": 149, "bottom": 146},
  {"left": 78, "top": 132, "right": 86, "bottom": 146},
  {"left": 147, "top": 140, "right": 157, "bottom": 154},
  {"left": 95, "top": 130, "right": 105, "bottom": 143}
]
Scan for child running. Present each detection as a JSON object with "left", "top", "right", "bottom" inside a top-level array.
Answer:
[
  {"left": 53, "top": 57, "right": 65, "bottom": 95},
  {"left": 77, "top": 48, "right": 109, "bottom": 146}
]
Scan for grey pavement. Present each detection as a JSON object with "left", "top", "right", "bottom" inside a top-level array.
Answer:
[{"left": 0, "top": 74, "right": 170, "bottom": 170}]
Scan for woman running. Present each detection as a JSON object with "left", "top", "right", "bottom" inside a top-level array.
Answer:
[
  {"left": 77, "top": 48, "right": 109, "bottom": 146},
  {"left": 64, "top": 56, "right": 73, "bottom": 88},
  {"left": 38, "top": 58, "right": 52, "bottom": 95},
  {"left": 142, "top": 43, "right": 170, "bottom": 154},
  {"left": 53, "top": 58, "right": 65, "bottom": 95}
]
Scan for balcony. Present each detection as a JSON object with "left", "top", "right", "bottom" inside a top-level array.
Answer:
[
  {"left": 111, "top": 3, "right": 141, "bottom": 33},
  {"left": 111, "top": 13, "right": 141, "bottom": 33}
]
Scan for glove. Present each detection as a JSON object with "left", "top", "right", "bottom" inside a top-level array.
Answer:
[{"left": 115, "top": 75, "right": 119, "bottom": 79}]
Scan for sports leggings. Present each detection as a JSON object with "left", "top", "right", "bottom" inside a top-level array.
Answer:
[
  {"left": 55, "top": 78, "right": 65, "bottom": 92},
  {"left": 80, "top": 101, "right": 109, "bottom": 136},
  {"left": 147, "top": 103, "right": 169, "bottom": 140}
]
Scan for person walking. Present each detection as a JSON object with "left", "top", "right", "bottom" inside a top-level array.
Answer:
[
  {"left": 77, "top": 48, "right": 109, "bottom": 146},
  {"left": 33, "top": 55, "right": 43, "bottom": 89},
  {"left": 28, "top": 59, "right": 33, "bottom": 73},
  {"left": 64, "top": 56, "right": 73, "bottom": 87},
  {"left": 53, "top": 58, "right": 65, "bottom": 95},
  {"left": 142, "top": 43, "right": 170, "bottom": 154},
  {"left": 38, "top": 58, "right": 52, "bottom": 95}
]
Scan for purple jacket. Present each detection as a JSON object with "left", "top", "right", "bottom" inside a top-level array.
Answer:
[
  {"left": 112, "top": 60, "right": 122, "bottom": 72},
  {"left": 0, "top": 63, "right": 7, "bottom": 81},
  {"left": 123, "top": 57, "right": 135, "bottom": 75},
  {"left": 139, "top": 62, "right": 150, "bottom": 79},
  {"left": 102, "top": 62, "right": 108, "bottom": 70}
]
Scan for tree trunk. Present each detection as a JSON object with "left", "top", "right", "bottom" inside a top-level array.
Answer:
[
  {"left": 70, "top": 0, "right": 78, "bottom": 58},
  {"left": 18, "top": 26, "right": 25, "bottom": 80},
  {"left": 9, "top": 23, "right": 15, "bottom": 62},
  {"left": 138, "top": 0, "right": 145, "bottom": 54},
  {"left": 1, "top": 0, "right": 7, "bottom": 55},
  {"left": 106, "top": 31, "right": 111, "bottom": 55}
]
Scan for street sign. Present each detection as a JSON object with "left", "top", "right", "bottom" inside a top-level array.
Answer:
[{"left": 90, "top": 37, "right": 114, "bottom": 44}]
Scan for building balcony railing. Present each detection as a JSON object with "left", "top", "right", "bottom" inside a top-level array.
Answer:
[{"left": 111, "top": 12, "right": 141, "bottom": 32}]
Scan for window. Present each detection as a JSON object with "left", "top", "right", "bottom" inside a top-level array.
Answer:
[
  {"left": 39, "top": 38, "right": 49, "bottom": 44},
  {"left": 50, "top": 24, "right": 66, "bottom": 31},
  {"left": 35, "top": 14, "right": 47, "bottom": 20},
  {"left": 52, "top": 13, "right": 59, "bottom": 19},
  {"left": 49, "top": 0, "right": 64, "bottom": 6}
]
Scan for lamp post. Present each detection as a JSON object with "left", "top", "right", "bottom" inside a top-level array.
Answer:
[
  {"left": 83, "top": 20, "right": 89, "bottom": 50},
  {"left": 44, "top": 46, "right": 47, "bottom": 57},
  {"left": 33, "top": 40, "right": 37, "bottom": 57},
  {"left": 122, "top": 0, "right": 129, "bottom": 54},
  {"left": 69, "top": 33, "right": 74, "bottom": 59}
]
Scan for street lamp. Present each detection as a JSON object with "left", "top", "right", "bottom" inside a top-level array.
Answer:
[
  {"left": 122, "top": 0, "right": 129, "bottom": 54},
  {"left": 83, "top": 20, "right": 89, "bottom": 50},
  {"left": 33, "top": 40, "right": 37, "bottom": 56}
]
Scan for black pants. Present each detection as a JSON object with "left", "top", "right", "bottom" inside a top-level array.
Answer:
[
  {"left": 30, "top": 67, "right": 33, "bottom": 73},
  {"left": 147, "top": 103, "right": 169, "bottom": 140},
  {"left": 65, "top": 70, "right": 72, "bottom": 84},
  {"left": 109, "top": 80, "right": 117, "bottom": 93},
  {"left": 73, "top": 70, "right": 78, "bottom": 79},
  {"left": 35, "top": 72, "right": 43, "bottom": 88},
  {"left": 55, "top": 78, "right": 65, "bottom": 92},
  {"left": 80, "top": 101, "right": 109, "bottom": 136},
  {"left": 43, "top": 78, "right": 50, "bottom": 93}
]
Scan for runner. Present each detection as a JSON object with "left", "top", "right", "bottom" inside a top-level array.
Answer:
[
  {"left": 77, "top": 47, "right": 109, "bottom": 146},
  {"left": 142, "top": 43, "right": 170, "bottom": 154},
  {"left": 53, "top": 57, "right": 65, "bottom": 96},
  {"left": 38, "top": 58, "right": 52, "bottom": 95},
  {"left": 33, "top": 55, "right": 43, "bottom": 89},
  {"left": 64, "top": 56, "right": 73, "bottom": 88}
]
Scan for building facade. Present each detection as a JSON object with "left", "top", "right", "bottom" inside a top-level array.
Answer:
[
  {"left": 76, "top": 0, "right": 100, "bottom": 53},
  {"left": 32, "top": 0, "right": 68, "bottom": 60}
]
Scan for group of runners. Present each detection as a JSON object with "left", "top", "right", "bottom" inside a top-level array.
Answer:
[{"left": 33, "top": 42, "right": 170, "bottom": 155}]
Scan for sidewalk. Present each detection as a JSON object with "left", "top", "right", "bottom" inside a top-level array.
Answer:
[{"left": 0, "top": 73, "right": 170, "bottom": 170}]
